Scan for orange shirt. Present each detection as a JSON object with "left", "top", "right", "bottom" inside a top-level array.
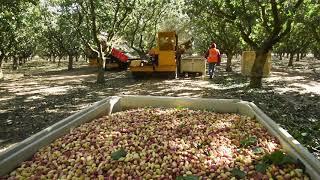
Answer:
[{"left": 208, "top": 48, "right": 220, "bottom": 63}]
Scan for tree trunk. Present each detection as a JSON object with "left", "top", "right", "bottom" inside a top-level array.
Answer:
[
  {"left": 301, "top": 53, "right": 305, "bottom": 59},
  {"left": 303, "top": 53, "right": 307, "bottom": 58},
  {"left": 288, "top": 53, "right": 294, "bottom": 66},
  {"left": 97, "top": 59, "right": 105, "bottom": 83},
  {"left": 18, "top": 57, "right": 23, "bottom": 65},
  {"left": 83, "top": 54, "right": 88, "bottom": 62},
  {"left": 279, "top": 53, "right": 283, "bottom": 60},
  {"left": 12, "top": 56, "right": 18, "bottom": 70},
  {"left": 0, "top": 66, "right": 3, "bottom": 81},
  {"left": 249, "top": 50, "right": 268, "bottom": 88},
  {"left": 0, "top": 54, "right": 4, "bottom": 81},
  {"left": 68, "top": 55, "right": 73, "bottom": 70},
  {"left": 296, "top": 53, "right": 300, "bottom": 62},
  {"left": 58, "top": 56, "right": 62, "bottom": 67},
  {"left": 75, "top": 55, "right": 79, "bottom": 62},
  {"left": 226, "top": 53, "right": 232, "bottom": 72},
  {"left": 89, "top": 0, "right": 104, "bottom": 83}
]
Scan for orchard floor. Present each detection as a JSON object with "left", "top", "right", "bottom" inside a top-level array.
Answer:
[{"left": 0, "top": 56, "right": 319, "bottom": 160}]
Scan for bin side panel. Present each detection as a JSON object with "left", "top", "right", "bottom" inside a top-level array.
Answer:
[
  {"left": 180, "top": 59, "right": 193, "bottom": 72},
  {"left": 181, "top": 58, "right": 206, "bottom": 74},
  {"left": 241, "top": 51, "right": 271, "bottom": 77},
  {"left": 241, "top": 102, "right": 320, "bottom": 179},
  {"left": 192, "top": 59, "right": 206, "bottom": 74},
  {"left": 120, "top": 95, "right": 241, "bottom": 113}
]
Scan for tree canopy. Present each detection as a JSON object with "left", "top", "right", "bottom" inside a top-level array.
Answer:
[{"left": 0, "top": 0, "right": 319, "bottom": 86}]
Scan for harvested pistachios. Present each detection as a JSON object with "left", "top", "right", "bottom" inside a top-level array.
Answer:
[{"left": 3, "top": 108, "right": 310, "bottom": 179}]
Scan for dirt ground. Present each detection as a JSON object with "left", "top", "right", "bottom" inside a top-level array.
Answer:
[{"left": 0, "top": 56, "right": 319, "bottom": 160}]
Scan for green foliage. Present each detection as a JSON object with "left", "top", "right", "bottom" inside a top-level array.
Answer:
[
  {"left": 119, "top": 0, "right": 190, "bottom": 57},
  {"left": 274, "top": 20, "right": 313, "bottom": 57},
  {"left": 240, "top": 136, "right": 257, "bottom": 147},
  {"left": 0, "top": 0, "right": 40, "bottom": 57},
  {"left": 184, "top": 0, "right": 305, "bottom": 51},
  {"left": 231, "top": 168, "right": 246, "bottom": 178},
  {"left": 184, "top": 3, "right": 243, "bottom": 55},
  {"left": 176, "top": 105, "right": 185, "bottom": 110},
  {"left": 302, "top": 1, "right": 320, "bottom": 57},
  {"left": 37, "top": 0, "right": 82, "bottom": 58},
  {"left": 176, "top": 175, "right": 199, "bottom": 180},
  {"left": 255, "top": 162, "right": 269, "bottom": 173},
  {"left": 265, "top": 150, "right": 297, "bottom": 165},
  {"left": 255, "top": 150, "right": 298, "bottom": 174},
  {"left": 253, "top": 147, "right": 264, "bottom": 154},
  {"left": 120, "top": 1, "right": 167, "bottom": 56},
  {"left": 0, "top": 0, "right": 318, "bottom": 71},
  {"left": 111, "top": 148, "right": 127, "bottom": 160},
  {"left": 185, "top": 0, "right": 307, "bottom": 87}
]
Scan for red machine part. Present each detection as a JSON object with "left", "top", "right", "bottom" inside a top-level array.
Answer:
[{"left": 111, "top": 48, "right": 128, "bottom": 62}]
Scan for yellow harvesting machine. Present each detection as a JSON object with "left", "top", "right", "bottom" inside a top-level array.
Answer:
[{"left": 129, "top": 31, "right": 178, "bottom": 78}]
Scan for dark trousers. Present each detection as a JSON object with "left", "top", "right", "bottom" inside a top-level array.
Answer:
[{"left": 208, "top": 62, "right": 216, "bottom": 76}]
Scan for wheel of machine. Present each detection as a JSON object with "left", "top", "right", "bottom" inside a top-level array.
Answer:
[
  {"left": 177, "top": 72, "right": 184, "bottom": 78},
  {"left": 168, "top": 72, "right": 176, "bottom": 79},
  {"left": 131, "top": 72, "right": 145, "bottom": 79},
  {"left": 118, "top": 62, "right": 129, "bottom": 71}
]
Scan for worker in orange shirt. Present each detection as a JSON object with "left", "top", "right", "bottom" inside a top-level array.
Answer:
[{"left": 205, "top": 43, "right": 221, "bottom": 79}]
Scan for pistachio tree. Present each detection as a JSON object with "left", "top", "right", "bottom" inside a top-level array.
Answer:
[
  {"left": 188, "top": 11, "right": 242, "bottom": 72},
  {"left": 0, "top": 0, "right": 39, "bottom": 78},
  {"left": 304, "top": 1, "right": 320, "bottom": 59},
  {"left": 281, "top": 23, "right": 313, "bottom": 66},
  {"left": 120, "top": 0, "right": 169, "bottom": 58},
  {"left": 76, "top": 0, "right": 136, "bottom": 83},
  {"left": 185, "top": 0, "right": 304, "bottom": 88}
]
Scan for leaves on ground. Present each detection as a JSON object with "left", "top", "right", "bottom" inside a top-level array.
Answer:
[
  {"left": 253, "top": 147, "right": 264, "bottom": 154},
  {"left": 266, "top": 150, "right": 297, "bottom": 165},
  {"left": 231, "top": 168, "right": 246, "bottom": 178},
  {"left": 240, "top": 136, "right": 257, "bottom": 147},
  {"left": 176, "top": 175, "right": 199, "bottom": 180},
  {"left": 255, "top": 162, "right": 269, "bottom": 173},
  {"left": 111, "top": 148, "right": 127, "bottom": 160}
]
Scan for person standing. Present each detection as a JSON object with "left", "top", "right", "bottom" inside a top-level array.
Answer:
[{"left": 205, "top": 43, "right": 221, "bottom": 79}]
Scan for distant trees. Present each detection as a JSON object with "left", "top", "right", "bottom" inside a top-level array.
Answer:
[
  {"left": 75, "top": 0, "right": 136, "bottom": 83},
  {"left": 304, "top": 2, "right": 320, "bottom": 59},
  {"left": 120, "top": 1, "right": 168, "bottom": 58},
  {"left": 185, "top": 0, "right": 304, "bottom": 88},
  {"left": 186, "top": 7, "right": 243, "bottom": 72},
  {"left": 1, "top": 0, "right": 318, "bottom": 85},
  {"left": 39, "top": 1, "right": 82, "bottom": 70},
  {"left": 0, "top": 0, "right": 39, "bottom": 79},
  {"left": 276, "top": 23, "right": 312, "bottom": 66},
  {"left": 273, "top": 1, "right": 320, "bottom": 63}
]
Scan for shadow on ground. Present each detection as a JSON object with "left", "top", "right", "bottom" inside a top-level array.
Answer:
[{"left": 0, "top": 58, "right": 319, "bottom": 159}]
